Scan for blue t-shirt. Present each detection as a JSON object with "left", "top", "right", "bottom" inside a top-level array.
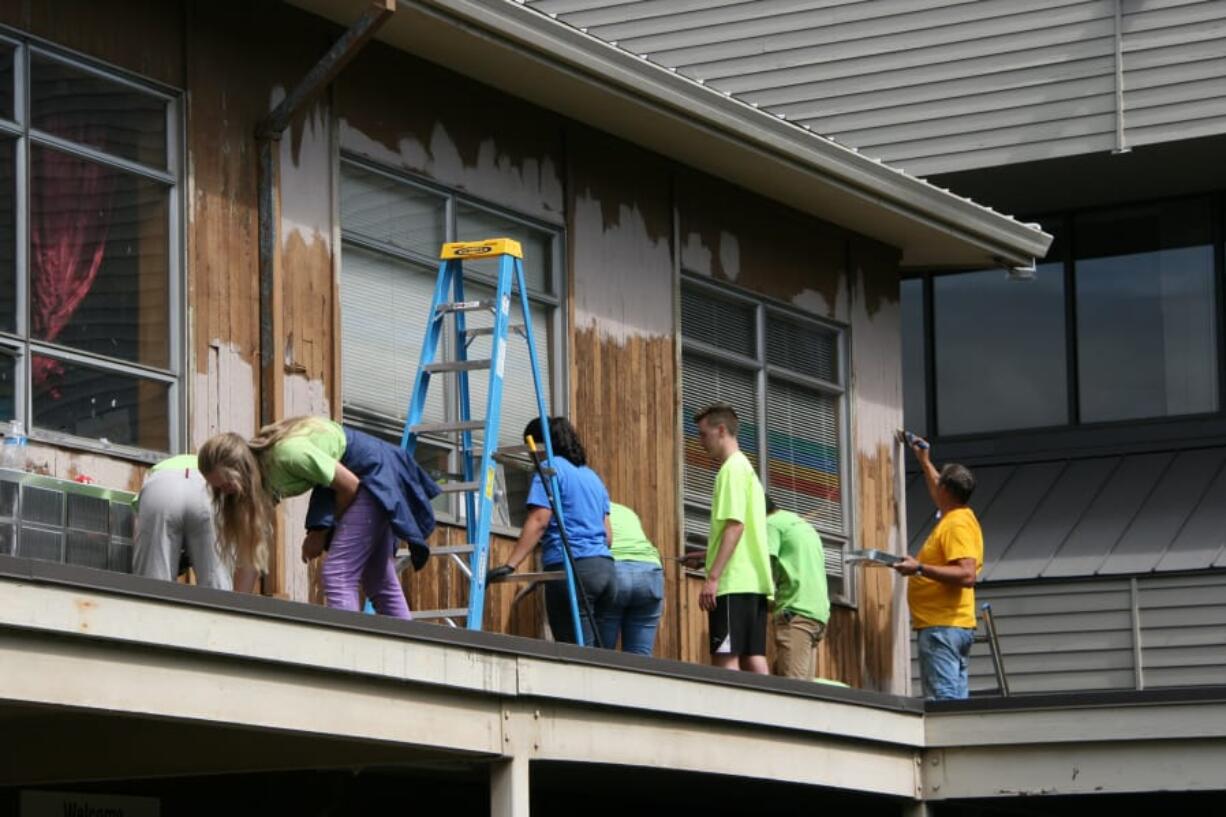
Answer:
[{"left": 526, "top": 457, "right": 611, "bottom": 566}]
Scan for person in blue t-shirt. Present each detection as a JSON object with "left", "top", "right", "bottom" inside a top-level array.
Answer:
[{"left": 489, "top": 416, "right": 616, "bottom": 646}]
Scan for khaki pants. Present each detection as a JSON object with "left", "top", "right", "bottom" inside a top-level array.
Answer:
[{"left": 773, "top": 613, "right": 827, "bottom": 679}]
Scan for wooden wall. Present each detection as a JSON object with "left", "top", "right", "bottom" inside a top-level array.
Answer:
[
  {"left": 676, "top": 172, "right": 906, "bottom": 691},
  {"left": 566, "top": 127, "right": 680, "bottom": 659},
  {"left": 1, "top": 0, "right": 908, "bottom": 692}
]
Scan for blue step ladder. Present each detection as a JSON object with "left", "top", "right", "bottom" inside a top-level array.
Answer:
[{"left": 401, "top": 238, "right": 588, "bottom": 643}]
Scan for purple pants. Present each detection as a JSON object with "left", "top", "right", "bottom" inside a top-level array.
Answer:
[{"left": 320, "top": 488, "right": 412, "bottom": 619}]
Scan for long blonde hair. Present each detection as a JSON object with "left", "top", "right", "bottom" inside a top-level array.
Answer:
[{"left": 198, "top": 416, "right": 327, "bottom": 573}]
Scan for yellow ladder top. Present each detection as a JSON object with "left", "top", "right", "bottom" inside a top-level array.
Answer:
[{"left": 440, "top": 238, "right": 523, "bottom": 260}]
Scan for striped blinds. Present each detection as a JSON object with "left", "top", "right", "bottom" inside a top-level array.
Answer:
[{"left": 680, "top": 280, "right": 848, "bottom": 588}]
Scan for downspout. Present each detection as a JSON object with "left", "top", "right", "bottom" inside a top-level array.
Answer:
[
  {"left": 254, "top": 1, "right": 394, "bottom": 595},
  {"left": 255, "top": 0, "right": 395, "bottom": 430},
  {"left": 1112, "top": 0, "right": 1130, "bottom": 154}
]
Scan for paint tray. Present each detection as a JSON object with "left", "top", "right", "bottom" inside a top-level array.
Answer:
[{"left": 845, "top": 548, "right": 902, "bottom": 566}]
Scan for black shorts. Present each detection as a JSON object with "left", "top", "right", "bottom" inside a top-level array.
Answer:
[{"left": 709, "top": 593, "right": 768, "bottom": 656}]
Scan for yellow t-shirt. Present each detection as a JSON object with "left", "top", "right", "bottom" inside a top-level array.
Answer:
[{"left": 908, "top": 507, "right": 983, "bottom": 629}]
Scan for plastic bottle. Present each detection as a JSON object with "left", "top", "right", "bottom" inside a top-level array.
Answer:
[{"left": 2, "top": 419, "right": 27, "bottom": 470}]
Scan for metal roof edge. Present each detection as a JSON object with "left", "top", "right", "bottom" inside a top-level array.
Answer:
[{"left": 407, "top": 0, "right": 1052, "bottom": 265}]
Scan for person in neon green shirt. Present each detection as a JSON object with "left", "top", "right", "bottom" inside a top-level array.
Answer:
[
  {"left": 766, "top": 495, "right": 830, "bottom": 679},
  {"left": 133, "top": 453, "right": 256, "bottom": 592},
  {"left": 604, "top": 501, "right": 664, "bottom": 655},
  {"left": 681, "top": 402, "right": 773, "bottom": 674},
  {"left": 198, "top": 416, "right": 440, "bottom": 619}
]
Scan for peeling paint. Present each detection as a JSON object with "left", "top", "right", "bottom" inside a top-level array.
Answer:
[
  {"left": 677, "top": 171, "right": 847, "bottom": 320},
  {"left": 336, "top": 43, "right": 564, "bottom": 221},
  {"left": 191, "top": 340, "right": 257, "bottom": 450},
  {"left": 23, "top": 442, "right": 145, "bottom": 493}
]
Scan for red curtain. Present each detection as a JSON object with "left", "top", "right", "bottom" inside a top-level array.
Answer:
[{"left": 30, "top": 141, "right": 115, "bottom": 389}]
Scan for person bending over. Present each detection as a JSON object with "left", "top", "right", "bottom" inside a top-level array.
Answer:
[{"left": 198, "top": 416, "right": 438, "bottom": 618}]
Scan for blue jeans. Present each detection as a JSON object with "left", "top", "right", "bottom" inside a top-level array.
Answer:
[
  {"left": 917, "top": 626, "right": 975, "bottom": 700},
  {"left": 601, "top": 561, "right": 665, "bottom": 655}
]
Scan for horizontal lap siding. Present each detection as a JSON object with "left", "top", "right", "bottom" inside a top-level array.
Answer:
[
  {"left": 527, "top": 0, "right": 1226, "bottom": 174},
  {"left": 1122, "top": 1, "right": 1226, "bottom": 148},
  {"left": 912, "top": 573, "right": 1226, "bottom": 695},
  {"left": 1138, "top": 573, "right": 1226, "bottom": 687}
]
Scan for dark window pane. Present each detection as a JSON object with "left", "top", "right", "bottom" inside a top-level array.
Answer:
[
  {"left": 31, "top": 53, "right": 167, "bottom": 168},
  {"left": 456, "top": 203, "right": 552, "bottom": 294},
  {"left": 0, "top": 138, "right": 13, "bottom": 332},
  {"left": 32, "top": 355, "right": 169, "bottom": 451},
  {"left": 1076, "top": 199, "right": 1217, "bottom": 423},
  {"left": 31, "top": 146, "right": 170, "bottom": 368},
  {"left": 935, "top": 261, "right": 1068, "bottom": 435},
  {"left": 0, "top": 349, "right": 13, "bottom": 423},
  {"left": 0, "top": 43, "right": 13, "bottom": 121},
  {"left": 900, "top": 279, "right": 926, "bottom": 437}
]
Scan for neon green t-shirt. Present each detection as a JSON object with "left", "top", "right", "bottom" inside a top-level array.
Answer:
[
  {"left": 135, "top": 453, "right": 201, "bottom": 510},
  {"left": 261, "top": 419, "right": 347, "bottom": 501},
  {"left": 150, "top": 453, "right": 198, "bottom": 474},
  {"left": 706, "top": 451, "right": 773, "bottom": 597},
  {"left": 767, "top": 509, "right": 830, "bottom": 623},
  {"left": 609, "top": 502, "right": 661, "bottom": 566}
]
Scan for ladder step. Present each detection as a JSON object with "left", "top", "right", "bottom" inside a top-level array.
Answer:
[
  {"left": 433, "top": 544, "right": 476, "bottom": 556},
  {"left": 424, "top": 359, "right": 491, "bottom": 374},
  {"left": 438, "top": 481, "right": 481, "bottom": 493},
  {"left": 464, "top": 324, "right": 524, "bottom": 338},
  {"left": 414, "top": 608, "right": 470, "bottom": 620},
  {"left": 411, "top": 420, "right": 485, "bottom": 434},
  {"left": 436, "top": 300, "right": 493, "bottom": 315},
  {"left": 490, "top": 570, "right": 565, "bottom": 584},
  {"left": 397, "top": 544, "right": 475, "bottom": 558}
]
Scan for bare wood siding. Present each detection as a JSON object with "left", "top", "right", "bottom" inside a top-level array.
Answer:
[
  {"left": 676, "top": 174, "right": 905, "bottom": 690},
  {"left": 526, "top": 0, "right": 1226, "bottom": 175},
  {"left": 567, "top": 126, "right": 680, "bottom": 658}
]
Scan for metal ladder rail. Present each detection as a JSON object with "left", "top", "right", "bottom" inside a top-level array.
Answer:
[{"left": 400, "top": 240, "right": 585, "bottom": 640}]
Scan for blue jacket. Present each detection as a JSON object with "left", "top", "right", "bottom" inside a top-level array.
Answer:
[{"left": 305, "top": 426, "right": 440, "bottom": 569}]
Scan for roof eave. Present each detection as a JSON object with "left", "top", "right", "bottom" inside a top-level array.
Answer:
[{"left": 287, "top": 0, "right": 1052, "bottom": 268}]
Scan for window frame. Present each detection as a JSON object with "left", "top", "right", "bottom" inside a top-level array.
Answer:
[
  {"left": 337, "top": 155, "right": 567, "bottom": 532},
  {"left": 679, "top": 273, "right": 856, "bottom": 607},
  {"left": 903, "top": 191, "right": 1226, "bottom": 462},
  {"left": 0, "top": 30, "right": 184, "bottom": 462}
]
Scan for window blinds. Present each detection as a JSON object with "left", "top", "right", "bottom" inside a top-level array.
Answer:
[{"left": 339, "top": 246, "right": 445, "bottom": 426}]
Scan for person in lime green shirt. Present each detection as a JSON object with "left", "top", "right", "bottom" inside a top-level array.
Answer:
[
  {"left": 766, "top": 495, "right": 830, "bottom": 679},
  {"left": 198, "top": 416, "right": 440, "bottom": 620},
  {"left": 681, "top": 402, "right": 773, "bottom": 674},
  {"left": 604, "top": 501, "right": 664, "bottom": 655},
  {"left": 134, "top": 453, "right": 254, "bottom": 591}
]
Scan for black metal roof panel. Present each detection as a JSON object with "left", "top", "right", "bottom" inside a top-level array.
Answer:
[{"left": 906, "top": 447, "right": 1226, "bottom": 582}]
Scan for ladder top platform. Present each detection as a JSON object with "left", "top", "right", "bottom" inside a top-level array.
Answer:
[{"left": 440, "top": 237, "right": 522, "bottom": 260}]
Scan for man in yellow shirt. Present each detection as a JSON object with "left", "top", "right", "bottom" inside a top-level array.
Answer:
[{"left": 893, "top": 436, "right": 983, "bottom": 700}]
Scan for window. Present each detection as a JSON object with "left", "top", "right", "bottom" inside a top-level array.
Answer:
[
  {"left": 680, "top": 278, "right": 853, "bottom": 604},
  {"left": 339, "top": 160, "right": 563, "bottom": 527},
  {"left": 902, "top": 197, "right": 1223, "bottom": 440},
  {"left": 0, "top": 39, "right": 181, "bottom": 455},
  {"left": 1076, "top": 200, "right": 1216, "bottom": 423},
  {"left": 933, "top": 239, "right": 1068, "bottom": 436},
  {"left": 900, "top": 279, "right": 927, "bottom": 437}
]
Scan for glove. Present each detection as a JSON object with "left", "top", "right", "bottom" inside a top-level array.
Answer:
[{"left": 486, "top": 564, "right": 515, "bottom": 584}]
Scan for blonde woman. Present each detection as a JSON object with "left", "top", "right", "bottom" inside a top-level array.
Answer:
[{"left": 197, "top": 417, "right": 439, "bottom": 618}]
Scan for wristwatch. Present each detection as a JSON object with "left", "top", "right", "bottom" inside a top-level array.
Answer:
[{"left": 915, "top": 563, "right": 925, "bottom": 577}]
